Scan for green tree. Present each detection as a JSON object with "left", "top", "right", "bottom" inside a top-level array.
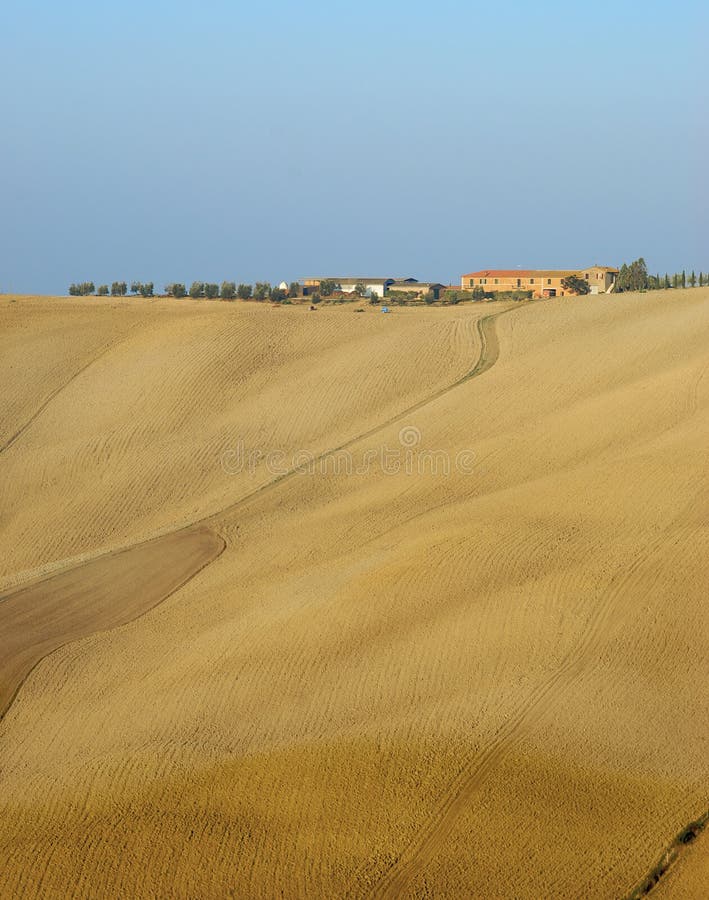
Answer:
[
  {"left": 681, "top": 270, "right": 686, "bottom": 288},
  {"left": 319, "top": 279, "right": 337, "bottom": 297},
  {"left": 561, "top": 275, "right": 591, "bottom": 295},
  {"left": 237, "top": 283, "right": 252, "bottom": 299},
  {"left": 97, "top": 284, "right": 109, "bottom": 296},
  {"left": 72, "top": 281, "right": 96, "bottom": 295},
  {"left": 253, "top": 281, "right": 272, "bottom": 300},
  {"left": 139, "top": 282, "right": 154, "bottom": 297},
  {"left": 664, "top": 273, "right": 671, "bottom": 289},
  {"left": 615, "top": 264, "right": 630, "bottom": 292},
  {"left": 615, "top": 258, "right": 648, "bottom": 292},
  {"left": 204, "top": 283, "right": 220, "bottom": 299},
  {"left": 690, "top": 270, "right": 697, "bottom": 287},
  {"left": 130, "top": 281, "right": 142, "bottom": 294},
  {"left": 166, "top": 283, "right": 186, "bottom": 297},
  {"left": 699, "top": 272, "right": 705, "bottom": 287},
  {"left": 472, "top": 285, "right": 486, "bottom": 301},
  {"left": 288, "top": 281, "right": 300, "bottom": 298},
  {"left": 111, "top": 281, "right": 127, "bottom": 296},
  {"left": 189, "top": 281, "right": 204, "bottom": 299},
  {"left": 220, "top": 281, "right": 236, "bottom": 300},
  {"left": 630, "top": 257, "right": 649, "bottom": 290},
  {"left": 353, "top": 282, "right": 367, "bottom": 297},
  {"left": 270, "top": 287, "right": 287, "bottom": 302}
]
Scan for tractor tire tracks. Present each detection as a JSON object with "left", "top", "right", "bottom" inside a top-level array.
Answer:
[
  {"left": 369, "top": 503, "right": 703, "bottom": 899},
  {"left": 0, "top": 321, "right": 143, "bottom": 456}
]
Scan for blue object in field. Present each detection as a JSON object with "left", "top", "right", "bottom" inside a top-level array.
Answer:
[{"left": 381, "top": 306, "right": 390, "bottom": 313}]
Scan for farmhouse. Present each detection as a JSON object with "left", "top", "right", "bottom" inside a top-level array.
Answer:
[
  {"left": 388, "top": 279, "right": 445, "bottom": 299},
  {"left": 461, "top": 265, "right": 618, "bottom": 298}
]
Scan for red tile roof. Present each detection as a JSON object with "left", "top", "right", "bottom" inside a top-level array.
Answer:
[
  {"left": 462, "top": 266, "right": 618, "bottom": 278},
  {"left": 463, "top": 269, "right": 577, "bottom": 278}
]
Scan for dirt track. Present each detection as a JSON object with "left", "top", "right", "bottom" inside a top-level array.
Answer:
[{"left": 0, "top": 527, "right": 223, "bottom": 720}]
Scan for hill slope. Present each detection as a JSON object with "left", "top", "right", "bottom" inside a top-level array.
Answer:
[{"left": 0, "top": 290, "right": 707, "bottom": 898}]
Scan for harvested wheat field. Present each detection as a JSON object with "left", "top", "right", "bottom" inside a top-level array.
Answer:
[{"left": 0, "top": 289, "right": 707, "bottom": 898}]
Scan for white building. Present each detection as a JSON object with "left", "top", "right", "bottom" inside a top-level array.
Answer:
[{"left": 304, "top": 277, "right": 395, "bottom": 298}]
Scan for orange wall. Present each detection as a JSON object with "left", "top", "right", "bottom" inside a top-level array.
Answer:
[
  {"left": 462, "top": 269, "right": 617, "bottom": 296},
  {"left": 462, "top": 275, "right": 573, "bottom": 296}
]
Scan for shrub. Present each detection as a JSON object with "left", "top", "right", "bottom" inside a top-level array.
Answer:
[
  {"left": 97, "top": 284, "right": 109, "bottom": 296},
  {"left": 270, "top": 288, "right": 287, "bottom": 302},
  {"left": 490, "top": 289, "right": 532, "bottom": 301},
  {"left": 237, "top": 283, "right": 252, "bottom": 299},
  {"left": 253, "top": 282, "right": 272, "bottom": 301},
  {"left": 189, "top": 281, "right": 204, "bottom": 299},
  {"left": 139, "top": 282, "right": 154, "bottom": 297},
  {"left": 166, "top": 283, "right": 186, "bottom": 298},
  {"left": 204, "top": 283, "right": 220, "bottom": 299},
  {"left": 111, "top": 281, "right": 127, "bottom": 296},
  {"left": 442, "top": 289, "right": 471, "bottom": 304}
]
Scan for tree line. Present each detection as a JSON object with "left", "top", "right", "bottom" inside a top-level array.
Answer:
[
  {"left": 68, "top": 264, "right": 708, "bottom": 301},
  {"left": 614, "top": 259, "right": 707, "bottom": 292},
  {"left": 68, "top": 280, "right": 304, "bottom": 301},
  {"left": 69, "top": 281, "right": 153, "bottom": 297}
]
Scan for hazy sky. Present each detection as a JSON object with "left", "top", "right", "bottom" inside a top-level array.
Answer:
[{"left": 1, "top": 0, "right": 706, "bottom": 293}]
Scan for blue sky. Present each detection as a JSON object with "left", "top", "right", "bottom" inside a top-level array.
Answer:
[{"left": 1, "top": 0, "right": 706, "bottom": 292}]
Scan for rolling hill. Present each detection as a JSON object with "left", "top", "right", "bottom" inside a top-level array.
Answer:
[{"left": 0, "top": 288, "right": 707, "bottom": 898}]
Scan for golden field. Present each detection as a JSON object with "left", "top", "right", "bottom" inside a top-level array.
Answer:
[{"left": 0, "top": 289, "right": 707, "bottom": 898}]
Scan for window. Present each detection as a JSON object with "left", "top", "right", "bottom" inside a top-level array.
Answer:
[
  {"left": 516, "top": 278, "right": 521, "bottom": 287},
  {"left": 479, "top": 278, "right": 483, "bottom": 284},
  {"left": 494, "top": 278, "right": 499, "bottom": 284},
  {"left": 530, "top": 278, "right": 535, "bottom": 284},
  {"left": 547, "top": 278, "right": 551, "bottom": 285},
  {"left": 469, "top": 279, "right": 474, "bottom": 287},
  {"left": 483, "top": 278, "right": 487, "bottom": 284}
]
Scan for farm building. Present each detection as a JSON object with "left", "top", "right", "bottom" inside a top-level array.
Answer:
[
  {"left": 388, "top": 280, "right": 445, "bottom": 299},
  {"left": 461, "top": 265, "right": 618, "bottom": 298},
  {"left": 303, "top": 277, "right": 396, "bottom": 298}
]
